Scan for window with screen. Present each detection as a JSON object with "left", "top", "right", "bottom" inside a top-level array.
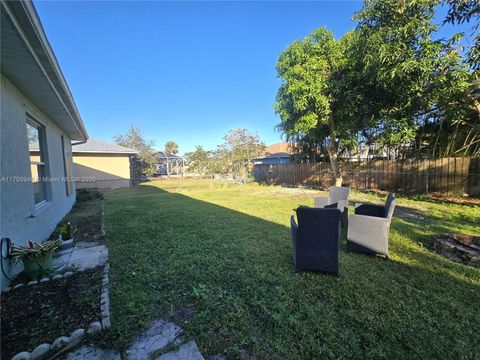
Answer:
[
  {"left": 61, "top": 135, "right": 73, "bottom": 196},
  {"left": 27, "top": 117, "right": 48, "bottom": 205}
]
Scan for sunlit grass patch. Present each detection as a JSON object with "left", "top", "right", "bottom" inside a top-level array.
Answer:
[{"left": 103, "top": 179, "right": 479, "bottom": 359}]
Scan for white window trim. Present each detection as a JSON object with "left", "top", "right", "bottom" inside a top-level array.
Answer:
[{"left": 26, "top": 113, "right": 51, "bottom": 209}]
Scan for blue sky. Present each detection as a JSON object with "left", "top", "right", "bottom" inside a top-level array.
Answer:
[{"left": 35, "top": 1, "right": 470, "bottom": 154}]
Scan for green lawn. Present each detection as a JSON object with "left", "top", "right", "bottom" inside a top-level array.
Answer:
[{"left": 103, "top": 179, "right": 480, "bottom": 359}]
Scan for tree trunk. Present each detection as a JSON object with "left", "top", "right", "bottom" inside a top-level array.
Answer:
[
  {"left": 432, "top": 117, "right": 444, "bottom": 159},
  {"left": 327, "top": 117, "right": 342, "bottom": 186}
]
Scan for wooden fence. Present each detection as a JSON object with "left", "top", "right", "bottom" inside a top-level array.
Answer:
[{"left": 252, "top": 157, "right": 480, "bottom": 197}]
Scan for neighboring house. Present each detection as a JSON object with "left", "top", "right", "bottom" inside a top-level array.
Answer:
[
  {"left": 72, "top": 138, "right": 138, "bottom": 189},
  {"left": 343, "top": 143, "right": 411, "bottom": 161},
  {"left": 253, "top": 142, "right": 293, "bottom": 165},
  {"left": 1, "top": 1, "right": 88, "bottom": 287},
  {"left": 155, "top": 151, "right": 185, "bottom": 176},
  {"left": 343, "top": 143, "right": 387, "bottom": 162}
]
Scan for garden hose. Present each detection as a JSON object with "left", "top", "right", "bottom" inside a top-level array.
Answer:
[{"left": 1, "top": 237, "right": 15, "bottom": 281}]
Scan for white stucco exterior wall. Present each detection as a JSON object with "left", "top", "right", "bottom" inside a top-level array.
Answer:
[{"left": 0, "top": 74, "right": 77, "bottom": 288}]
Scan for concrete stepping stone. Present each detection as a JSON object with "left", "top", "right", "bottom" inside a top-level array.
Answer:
[
  {"left": 68, "top": 244, "right": 108, "bottom": 270},
  {"left": 155, "top": 341, "right": 204, "bottom": 360},
  {"left": 75, "top": 241, "right": 101, "bottom": 249},
  {"left": 126, "top": 320, "right": 182, "bottom": 360},
  {"left": 52, "top": 244, "right": 108, "bottom": 272},
  {"left": 65, "top": 345, "right": 120, "bottom": 360}
]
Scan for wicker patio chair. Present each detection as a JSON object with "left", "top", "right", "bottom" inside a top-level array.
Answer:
[
  {"left": 314, "top": 186, "right": 350, "bottom": 226},
  {"left": 290, "top": 207, "right": 342, "bottom": 275},
  {"left": 346, "top": 193, "right": 397, "bottom": 258},
  {"left": 314, "top": 186, "right": 351, "bottom": 211}
]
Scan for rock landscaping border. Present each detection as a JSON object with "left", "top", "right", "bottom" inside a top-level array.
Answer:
[
  {"left": 100, "top": 263, "right": 111, "bottom": 330},
  {"left": 1, "top": 271, "right": 75, "bottom": 294},
  {"left": 6, "top": 263, "right": 111, "bottom": 360},
  {"left": 100, "top": 202, "right": 106, "bottom": 237}
]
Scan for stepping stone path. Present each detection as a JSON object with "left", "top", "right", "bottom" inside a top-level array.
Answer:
[
  {"left": 126, "top": 320, "right": 184, "bottom": 359},
  {"left": 65, "top": 320, "right": 205, "bottom": 360},
  {"left": 52, "top": 241, "right": 108, "bottom": 271},
  {"left": 55, "top": 242, "right": 205, "bottom": 359},
  {"left": 155, "top": 341, "right": 204, "bottom": 360},
  {"left": 65, "top": 345, "right": 121, "bottom": 360}
]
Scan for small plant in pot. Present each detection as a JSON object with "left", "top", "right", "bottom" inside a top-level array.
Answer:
[
  {"left": 10, "top": 239, "right": 61, "bottom": 279},
  {"left": 56, "top": 222, "right": 75, "bottom": 241},
  {"left": 56, "top": 222, "right": 76, "bottom": 250}
]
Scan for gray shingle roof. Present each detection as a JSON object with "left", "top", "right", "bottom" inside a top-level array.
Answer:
[{"left": 72, "top": 138, "right": 138, "bottom": 154}]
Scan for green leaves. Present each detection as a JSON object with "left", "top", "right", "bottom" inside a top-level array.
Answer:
[
  {"left": 442, "top": 0, "right": 480, "bottom": 71},
  {"left": 275, "top": 0, "right": 479, "bottom": 161},
  {"left": 114, "top": 125, "right": 158, "bottom": 176},
  {"left": 275, "top": 27, "right": 355, "bottom": 166},
  {"left": 186, "top": 129, "right": 265, "bottom": 177},
  {"left": 165, "top": 141, "right": 179, "bottom": 154},
  {"left": 10, "top": 238, "right": 61, "bottom": 261}
]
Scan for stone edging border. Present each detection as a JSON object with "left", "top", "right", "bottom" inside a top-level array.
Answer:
[
  {"left": 7, "top": 263, "right": 111, "bottom": 360},
  {"left": 100, "top": 201, "right": 106, "bottom": 237},
  {"left": 101, "top": 263, "right": 111, "bottom": 330},
  {"left": 1, "top": 271, "right": 75, "bottom": 294}
]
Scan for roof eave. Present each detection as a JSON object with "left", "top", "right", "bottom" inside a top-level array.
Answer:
[
  {"left": 3, "top": 0, "right": 88, "bottom": 141},
  {"left": 72, "top": 150, "right": 138, "bottom": 155}
]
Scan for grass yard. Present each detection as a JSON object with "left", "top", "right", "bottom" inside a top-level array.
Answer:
[{"left": 103, "top": 179, "right": 480, "bottom": 359}]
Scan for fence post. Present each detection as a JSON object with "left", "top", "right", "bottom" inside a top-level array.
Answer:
[{"left": 425, "top": 160, "right": 429, "bottom": 194}]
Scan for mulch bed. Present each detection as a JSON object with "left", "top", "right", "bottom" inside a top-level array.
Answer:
[
  {"left": 62, "top": 198, "right": 103, "bottom": 243},
  {"left": 0, "top": 268, "right": 103, "bottom": 359}
]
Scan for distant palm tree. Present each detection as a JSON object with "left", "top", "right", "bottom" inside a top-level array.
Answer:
[{"left": 165, "top": 141, "right": 179, "bottom": 154}]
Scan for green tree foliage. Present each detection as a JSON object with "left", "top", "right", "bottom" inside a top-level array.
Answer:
[
  {"left": 114, "top": 125, "right": 157, "bottom": 176},
  {"left": 275, "top": 0, "right": 480, "bottom": 163},
  {"left": 220, "top": 128, "right": 265, "bottom": 177},
  {"left": 186, "top": 129, "right": 265, "bottom": 177},
  {"left": 353, "top": 0, "right": 478, "bottom": 157},
  {"left": 164, "top": 141, "right": 179, "bottom": 154},
  {"left": 443, "top": 0, "right": 480, "bottom": 71},
  {"left": 274, "top": 27, "right": 359, "bottom": 184},
  {"left": 185, "top": 146, "right": 209, "bottom": 176}
]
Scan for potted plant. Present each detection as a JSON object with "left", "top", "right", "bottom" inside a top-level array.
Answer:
[
  {"left": 56, "top": 222, "right": 76, "bottom": 249},
  {"left": 10, "top": 239, "right": 61, "bottom": 279},
  {"left": 57, "top": 222, "right": 75, "bottom": 241}
]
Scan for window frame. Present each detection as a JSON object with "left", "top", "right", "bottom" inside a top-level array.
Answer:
[
  {"left": 61, "top": 135, "right": 74, "bottom": 196},
  {"left": 26, "top": 114, "right": 50, "bottom": 207}
]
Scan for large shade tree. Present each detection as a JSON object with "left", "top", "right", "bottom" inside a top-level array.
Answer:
[
  {"left": 275, "top": 0, "right": 479, "bottom": 169},
  {"left": 353, "top": 0, "right": 478, "bottom": 157},
  {"left": 274, "top": 27, "right": 358, "bottom": 185}
]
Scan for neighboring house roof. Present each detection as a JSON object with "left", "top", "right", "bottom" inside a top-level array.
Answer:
[
  {"left": 72, "top": 138, "right": 138, "bottom": 154},
  {"left": 1, "top": 1, "right": 88, "bottom": 141},
  {"left": 254, "top": 142, "right": 293, "bottom": 161},
  {"left": 261, "top": 152, "right": 291, "bottom": 159},
  {"left": 264, "top": 142, "right": 293, "bottom": 156},
  {"left": 156, "top": 151, "right": 183, "bottom": 159}
]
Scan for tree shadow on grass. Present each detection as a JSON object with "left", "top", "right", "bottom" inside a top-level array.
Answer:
[{"left": 102, "top": 183, "right": 480, "bottom": 360}]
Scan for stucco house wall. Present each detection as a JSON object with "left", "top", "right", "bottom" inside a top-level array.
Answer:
[
  {"left": 0, "top": 75, "right": 77, "bottom": 287},
  {"left": 1, "top": 1, "right": 88, "bottom": 288},
  {"left": 73, "top": 153, "right": 133, "bottom": 189},
  {"left": 253, "top": 157, "right": 290, "bottom": 165}
]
